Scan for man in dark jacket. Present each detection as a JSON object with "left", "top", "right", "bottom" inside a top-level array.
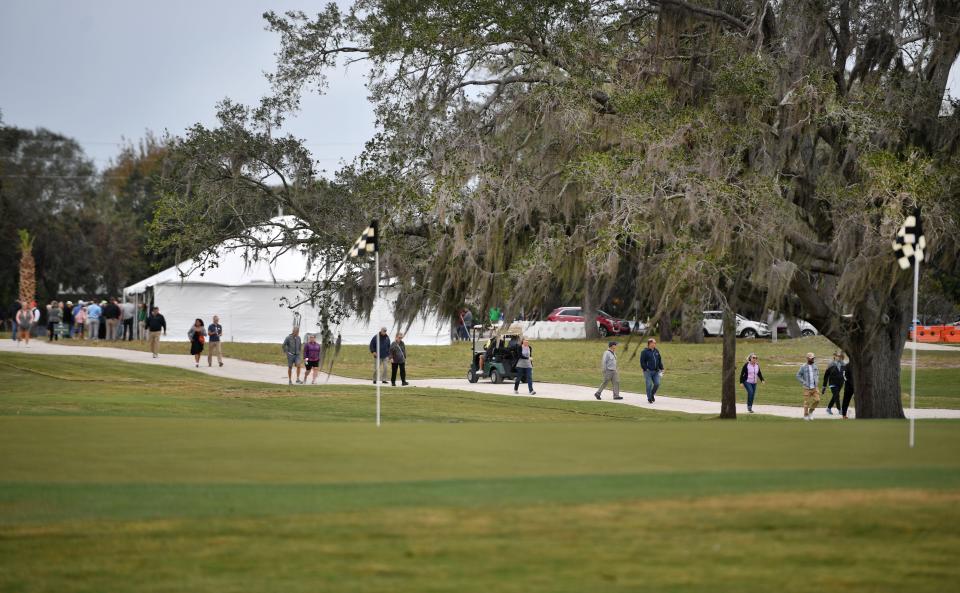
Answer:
[
  {"left": 369, "top": 327, "right": 390, "bottom": 384},
  {"left": 639, "top": 338, "right": 665, "bottom": 403},
  {"left": 103, "top": 298, "right": 121, "bottom": 341},
  {"left": 822, "top": 351, "right": 846, "bottom": 415},
  {"left": 145, "top": 306, "right": 167, "bottom": 358}
]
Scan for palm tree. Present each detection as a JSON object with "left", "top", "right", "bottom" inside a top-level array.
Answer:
[{"left": 18, "top": 229, "right": 35, "bottom": 307}]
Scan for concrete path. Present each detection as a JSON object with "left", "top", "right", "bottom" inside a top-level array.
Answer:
[{"left": 4, "top": 339, "right": 959, "bottom": 420}]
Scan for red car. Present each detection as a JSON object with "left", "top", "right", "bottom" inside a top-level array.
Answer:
[{"left": 546, "top": 307, "right": 632, "bottom": 337}]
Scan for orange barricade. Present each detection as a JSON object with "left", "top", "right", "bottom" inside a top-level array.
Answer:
[
  {"left": 942, "top": 325, "right": 960, "bottom": 344},
  {"left": 914, "top": 326, "right": 942, "bottom": 343}
]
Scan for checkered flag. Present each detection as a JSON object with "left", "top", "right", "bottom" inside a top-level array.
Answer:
[
  {"left": 892, "top": 208, "right": 926, "bottom": 270},
  {"left": 349, "top": 220, "right": 378, "bottom": 257}
]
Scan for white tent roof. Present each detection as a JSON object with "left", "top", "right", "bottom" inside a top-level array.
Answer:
[
  {"left": 124, "top": 216, "right": 319, "bottom": 294},
  {"left": 123, "top": 216, "right": 452, "bottom": 345}
]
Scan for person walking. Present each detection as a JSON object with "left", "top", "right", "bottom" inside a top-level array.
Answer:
[
  {"left": 86, "top": 300, "right": 102, "bottom": 341},
  {"left": 841, "top": 360, "right": 856, "bottom": 419},
  {"left": 145, "top": 306, "right": 166, "bottom": 358},
  {"left": 121, "top": 300, "right": 136, "bottom": 341},
  {"left": 15, "top": 304, "right": 33, "bottom": 346},
  {"left": 103, "top": 298, "right": 121, "bottom": 341},
  {"left": 46, "top": 300, "right": 62, "bottom": 341},
  {"left": 206, "top": 315, "right": 224, "bottom": 367},
  {"left": 187, "top": 319, "right": 206, "bottom": 368},
  {"left": 639, "top": 338, "right": 665, "bottom": 403},
  {"left": 389, "top": 331, "right": 409, "bottom": 386},
  {"left": 796, "top": 352, "right": 820, "bottom": 420},
  {"left": 283, "top": 327, "right": 304, "bottom": 385},
  {"left": 369, "top": 327, "right": 390, "bottom": 384},
  {"left": 739, "top": 353, "right": 765, "bottom": 413},
  {"left": 303, "top": 333, "right": 322, "bottom": 384},
  {"left": 137, "top": 303, "right": 147, "bottom": 341},
  {"left": 594, "top": 341, "right": 622, "bottom": 400},
  {"left": 513, "top": 338, "right": 535, "bottom": 395},
  {"left": 823, "top": 351, "right": 846, "bottom": 415}
]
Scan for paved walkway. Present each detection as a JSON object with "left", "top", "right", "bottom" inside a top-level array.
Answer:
[{"left": 4, "top": 339, "right": 959, "bottom": 420}]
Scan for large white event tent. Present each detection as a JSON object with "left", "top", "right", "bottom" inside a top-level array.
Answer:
[{"left": 123, "top": 217, "right": 451, "bottom": 345}]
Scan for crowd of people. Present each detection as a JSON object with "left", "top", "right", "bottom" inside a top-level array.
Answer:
[
  {"left": 7, "top": 298, "right": 858, "bottom": 418},
  {"left": 591, "top": 338, "right": 856, "bottom": 419},
  {"left": 279, "top": 326, "right": 409, "bottom": 387},
  {"left": 5, "top": 298, "right": 150, "bottom": 345}
]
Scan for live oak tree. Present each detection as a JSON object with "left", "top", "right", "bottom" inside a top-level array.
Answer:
[{"left": 154, "top": 1, "right": 960, "bottom": 418}]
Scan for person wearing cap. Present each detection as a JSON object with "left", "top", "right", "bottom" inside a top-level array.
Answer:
[
  {"left": 282, "top": 327, "right": 304, "bottom": 385},
  {"left": 369, "top": 327, "right": 390, "bottom": 384},
  {"left": 639, "top": 338, "right": 665, "bottom": 403},
  {"left": 796, "top": 352, "right": 820, "bottom": 420},
  {"left": 594, "top": 341, "right": 622, "bottom": 400}
]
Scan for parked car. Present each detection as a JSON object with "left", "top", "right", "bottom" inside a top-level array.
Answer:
[
  {"left": 772, "top": 316, "right": 819, "bottom": 337},
  {"left": 546, "top": 307, "right": 632, "bottom": 337},
  {"left": 702, "top": 311, "right": 771, "bottom": 338}
]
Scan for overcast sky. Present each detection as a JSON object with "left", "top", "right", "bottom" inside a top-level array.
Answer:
[
  {"left": 2, "top": 1, "right": 958, "bottom": 175},
  {"left": 0, "top": 0, "right": 374, "bottom": 173}
]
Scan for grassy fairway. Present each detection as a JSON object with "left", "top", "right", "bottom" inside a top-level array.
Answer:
[
  {"left": 55, "top": 334, "right": 960, "bottom": 408},
  {"left": 2, "top": 354, "right": 959, "bottom": 592}
]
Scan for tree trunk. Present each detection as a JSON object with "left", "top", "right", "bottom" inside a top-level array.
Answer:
[
  {"left": 681, "top": 303, "right": 704, "bottom": 343},
  {"left": 660, "top": 309, "right": 674, "bottom": 342},
  {"left": 720, "top": 306, "right": 738, "bottom": 419},
  {"left": 785, "top": 317, "right": 801, "bottom": 339},
  {"left": 582, "top": 286, "right": 600, "bottom": 339},
  {"left": 843, "top": 323, "right": 907, "bottom": 419}
]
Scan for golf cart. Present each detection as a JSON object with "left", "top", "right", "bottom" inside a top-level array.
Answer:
[{"left": 467, "top": 325, "right": 522, "bottom": 384}]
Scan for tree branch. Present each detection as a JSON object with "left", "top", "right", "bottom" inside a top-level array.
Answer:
[{"left": 650, "top": 0, "right": 748, "bottom": 31}]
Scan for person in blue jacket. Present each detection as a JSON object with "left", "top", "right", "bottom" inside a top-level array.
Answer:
[
  {"left": 639, "top": 338, "right": 665, "bottom": 403},
  {"left": 369, "top": 327, "right": 391, "bottom": 384}
]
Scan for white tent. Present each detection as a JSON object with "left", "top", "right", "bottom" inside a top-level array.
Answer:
[{"left": 123, "top": 217, "right": 451, "bottom": 345}]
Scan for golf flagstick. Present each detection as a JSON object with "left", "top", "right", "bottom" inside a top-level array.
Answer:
[
  {"left": 349, "top": 221, "right": 380, "bottom": 426},
  {"left": 893, "top": 208, "right": 924, "bottom": 448},
  {"left": 910, "top": 258, "right": 918, "bottom": 447}
]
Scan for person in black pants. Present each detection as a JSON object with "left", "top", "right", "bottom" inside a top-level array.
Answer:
[
  {"left": 823, "top": 351, "right": 846, "bottom": 415},
  {"left": 389, "top": 332, "right": 408, "bottom": 386},
  {"left": 841, "top": 361, "right": 855, "bottom": 419}
]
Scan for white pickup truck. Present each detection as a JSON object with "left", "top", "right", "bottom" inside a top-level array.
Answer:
[{"left": 702, "top": 311, "right": 771, "bottom": 338}]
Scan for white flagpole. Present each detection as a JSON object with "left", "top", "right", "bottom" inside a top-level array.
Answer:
[
  {"left": 909, "top": 258, "right": 919, "bottom": 448},
  {"left": 375, "top": 249, "right": 381, "bottom": 428}
]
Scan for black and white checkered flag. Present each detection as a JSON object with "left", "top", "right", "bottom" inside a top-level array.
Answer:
[
  {"left": 892, "top": 208, "right": 925, "bottom": 270},
  {"left": 349, "top": 220, "right": 378, "bottom": 257}
]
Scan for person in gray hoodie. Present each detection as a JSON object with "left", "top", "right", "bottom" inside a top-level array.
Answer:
[
  {"left": 594, "top": 341, "right": 623, "bottom": 400},
  {"left": 389, "top": 332, "right": 409, "bottom": 386},
  {"left": 282, "top": 327, "right": 304, "bottom": 385}
]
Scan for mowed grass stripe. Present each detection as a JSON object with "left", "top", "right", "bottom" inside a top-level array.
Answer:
[
  {"left": 3, "top": 418, "right": 959, "bottom": 485},
  {"left": 3, "top": 490, "right": 959, "bottom": 593},
  {"left": 3, "top": 467, "right": 960, "bottom": 524}
]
